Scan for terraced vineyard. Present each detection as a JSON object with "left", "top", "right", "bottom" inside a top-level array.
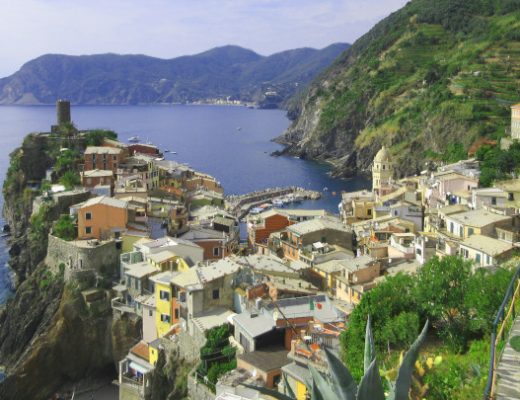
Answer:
[{"left": 282, "top": 0, "right": 520, "bottom": 178}]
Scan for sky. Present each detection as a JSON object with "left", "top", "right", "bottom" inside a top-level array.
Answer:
[{"left": 0, "top": 0, "right": 409, "bottom": 77}]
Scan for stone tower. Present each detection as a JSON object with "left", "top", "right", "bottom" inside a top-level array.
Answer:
[
  {"left": 512, "top": 103, "right": 520, "bottom": 140},
  {"left": 56, "top": 99, "right": 71, "bottom": 125},
  {"left": 372, "top": 145, "right": 393, "bottom": 195}
]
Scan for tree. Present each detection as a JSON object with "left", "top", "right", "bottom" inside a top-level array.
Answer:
[
  {"left": 465, "top": 266, "right": 514, "bottom": 335},
  {"left": 340, "top": 273, "right": 418, "bottom": 379},
  {"left": 59, "top": 171, "right": 80, "bottom": 190},
  {"left": 53, "top": 215, "right": 76, "bottom": 241},
  {"left": 84, "top": 129, "right": 117, "bottom": 146},
  {"left": 416, "top": 256, "right": 472, "bottom": 351},
  {"left": 146, "top": 350, "right": 172, "bottom": 400}
]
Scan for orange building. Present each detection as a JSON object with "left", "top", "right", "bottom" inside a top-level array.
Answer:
[
  {"left": 75, "top": 196, "right": 128, "bottom": 240},
  {"left": 248, "top": 211, "right": 292, "bottom": 246}
]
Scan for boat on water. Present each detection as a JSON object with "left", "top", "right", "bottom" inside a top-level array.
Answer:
[
  {"left": 272, "top": 198, "right": 284, "bottom": 208},
  {"left": 236, "top": 127, "right": 242, "bottom": 131},
  {"left": 128, "top": 135, "right": 140, "bottom": 143}
]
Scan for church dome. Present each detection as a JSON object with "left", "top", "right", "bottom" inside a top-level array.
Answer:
[{"left": 374, "top": 146, "right": 391, "bottom": 163}]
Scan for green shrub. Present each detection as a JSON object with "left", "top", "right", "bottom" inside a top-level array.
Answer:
[
  {"left": 53, "top": 215, "right": 76, "bottom": 241},
  {"left": 59, "top": 171, "right": 80, "bottom": 190}
]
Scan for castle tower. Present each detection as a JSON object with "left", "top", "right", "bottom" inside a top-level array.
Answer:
[
  {"left": 372, "top": 145, "right": 393, "bottom": 195},
  {"left": 512, "top": 103, "right": 520, "bottom": 140},
  {"left": 56, "top": 99, "right": 71, "bottom": 125}
]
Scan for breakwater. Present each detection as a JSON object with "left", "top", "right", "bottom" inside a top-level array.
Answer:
[{"left": 225, "top": 186, "right": 322, "bottom": 218}]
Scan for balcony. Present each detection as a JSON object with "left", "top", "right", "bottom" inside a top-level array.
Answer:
[{"left": 111, "top": 297, "right": 137, "bottom": 315}]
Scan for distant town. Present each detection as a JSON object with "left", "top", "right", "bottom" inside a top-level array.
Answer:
[{"left": 6, "top": 100, "right": 520, "bottom": 400}]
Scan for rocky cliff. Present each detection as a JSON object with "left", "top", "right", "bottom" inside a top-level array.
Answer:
[
  {"left": 0, "top": 134, "right": 140, "bottom": 400},
  {"left": 279, "top": 0, "right": 520, "bottom": 178}
]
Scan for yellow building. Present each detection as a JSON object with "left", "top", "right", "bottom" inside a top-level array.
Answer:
[
  {"left": 148, "top": 338, "right": 169, "bottom": 367},
  {"left": 147, "top": 250, "right": 190, "bottom": 272},
  {"left": 372, "top": 146, "right": 393, "bottom": 196},
  {"left": 150, "top": 271, "right": 178, "bottom": 338}
]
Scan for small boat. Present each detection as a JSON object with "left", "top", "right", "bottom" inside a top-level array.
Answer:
[
  {"left": 171, "top": 151, "right": 177, "bottom": 155},
  {"left": 128, "top": 135, "right": 140, "bottom": 143},
  {"left": 323, "top": 187, "right": 329, "bottom": 191},
  {"left": 272, "top": 198, "right": 284, "bottom": 208},
  {"left": 164, "top": 149, "right": 170, "bottom": 153},
  {"left": 236, "top": 127, "right": 242, "bottom": 131}
]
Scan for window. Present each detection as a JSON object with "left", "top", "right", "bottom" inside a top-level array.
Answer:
[
  {"left": 159, "top": 290, "right": 170, "bottom": 301},
  {"left": 85, "top": 226, "right": 92, "bottom": 234},
  {"left": 509, "top": 192, "right": 514, "bottom": 201},
  {"left": 113, "top": 155, "right": 117, "bottom": 161},
  {"left": 449, "top": 222, "right": 454, "bottom": 233},
  {"left": 367, "top": 209, "right": 372, "bottom": 216},
  {"left": 486, "top": 255, "right": 491, "bottom": 265},
  {"left": 212, "top": 289, "right": 220, "bottom": 300},
  {"left": 160, "top": 314, "right": 171, "bottom": 323},
  {"left": 476, "top": 253, "right": 481, "bottom": 264},
  {"left": 213, "top": 247, "right": 220, "bottom": 257},
  {"left": 468, "top": 228, "right": 474, "bottom": 236},
  {"left": 86, "top": 212, "right": 92, "bottom": 220},
  {"left": 459, "top": 226, "right": 463, "bottom": 237},
  {"left": 175, "top": 309, "right": 179, "bottom": 319},
  {"left": 148, "top": 309, "right": 153, "bottom": 317},
  {"left": 491, "top": 197, "right": 497, "bottom": 206}
]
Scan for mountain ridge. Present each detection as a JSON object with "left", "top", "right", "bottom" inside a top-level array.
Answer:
[{"left": 0, "top": 43, "right": 349, "bottom": 107}]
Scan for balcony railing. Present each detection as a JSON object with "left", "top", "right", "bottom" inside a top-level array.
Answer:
[{"left": 484, "top": 264, "right": 520, "bottom": 399}]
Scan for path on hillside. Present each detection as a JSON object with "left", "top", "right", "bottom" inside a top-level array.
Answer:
[{"left": 496, "top": 315, "right": 520, "bottom": 399}]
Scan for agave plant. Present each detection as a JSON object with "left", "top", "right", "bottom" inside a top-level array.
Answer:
[{"left": 245, "top": 315, "right": 429, "bottom": 400}]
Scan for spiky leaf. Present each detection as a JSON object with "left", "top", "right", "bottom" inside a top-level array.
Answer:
[
  {"left": 324, "top": 347, "right": 357, "bottom": 399},
  {"left": 242, "top": 384, "right": 295, "bottom": 400},
  {"left": 283, "top": 372, "right": 296, "bottom": 399},
  {"left": 364, "top": 315, "right": 375, "bottom": 374},
  {"left": 310, "top": 378, "right": 324, "bottom": 400},
  {"left": 393, "top": 320, "right": 429, "bottom": 400},
  {"left": 309, "top": 365, "right": 339, "bottom": 400},
  {"left": 357, "top": 359, "right": 385, "bottom": 400}
]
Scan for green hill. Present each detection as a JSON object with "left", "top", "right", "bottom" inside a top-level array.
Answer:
[{"left": 280, "top": 0, "right": 520, "bottom": 177}]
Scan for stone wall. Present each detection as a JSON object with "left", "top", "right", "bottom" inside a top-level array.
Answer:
[
  {"left": 176, "top": 329, "right": 204, "bottom": 363},
  {"left": 45, "top": 234, "right": 121, "bottom": 280},
  {"left": 188, "top": 374, "right": 215, "bottom": 400},
  {"left": 32, "top": 189, "right": 90, "bottom": 217}
]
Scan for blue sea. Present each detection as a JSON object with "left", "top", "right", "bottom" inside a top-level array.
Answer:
[{"left": 0, "top": 105, "right": 370, "bottom": 304}]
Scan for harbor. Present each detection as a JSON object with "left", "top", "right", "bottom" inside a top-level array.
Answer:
[{"left": 225, "top": 186, "right": 322, "bottom": 219}]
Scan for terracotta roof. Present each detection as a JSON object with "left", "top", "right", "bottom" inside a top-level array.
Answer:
[{"left": 130, "top": 341, "right": 150, "bottom": 362}]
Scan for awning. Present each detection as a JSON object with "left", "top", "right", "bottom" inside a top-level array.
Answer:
[{"left": 129, "top": 361, "right": 151, "bottom": 375}]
